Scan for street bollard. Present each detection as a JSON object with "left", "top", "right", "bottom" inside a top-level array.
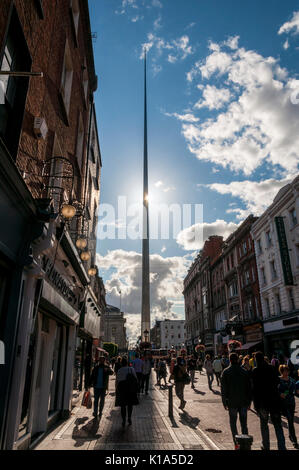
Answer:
[
  {"left": 235, "top": 434, "right": 253, "bottom": 450},
  {"left": 168, "top": 384, "right": 173, "bottom": 418}
]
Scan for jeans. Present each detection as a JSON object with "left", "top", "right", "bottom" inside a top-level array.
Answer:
[
  {"left": 258, "top": 408, "right": 286, "bottom": 450},
  {"left": 136, "top": 372, "right": 143, "bottom": 392},
  {"left": 142, "top": 373, "right": 150, "bottom": 393},
  {"left": 121, "top": 405, "right": 133, "bottom": 423},
  {"left": 215, "top": 371, "right": 221, "bottom": 385},
  {"left": 207, "top": 372, "right": 214, "bottom": 389},
  {"left": 285, "top": 406, "right": 297, "bottom": 444},
  {"left": 228, "top": 407, "right": 248, "bottom": 444},
  {"left": 175, "top": 382, "right": 185, "bottom": 405},
  {"left": 189, "top": 370, "right": 195, "bottom": 386},
  {"left": 93, "top": 387, "right": 106, "bottom": 415}
]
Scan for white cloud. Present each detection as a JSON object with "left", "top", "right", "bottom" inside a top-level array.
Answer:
[
  {"left": 154, "top": 179, "right": 176, "bottom": 192},
  {"left": 205, "top": 177, "right": 294, "bottom": 220},
  {"left": 153, "top": 15, "right": 162, "bottom": 30},
  {"left": 283, "top": 39, "right": 290, "bottom": 50},
  {"left": 155, "top": 180, "right": 164, "bottom": 187},
  {"left": 164, "top": 111, "right": 199, "bottom": 123},
  {"left": 97, "top": 249, "right": 192, "bottom": 341},
  {"left": 278, "top": 11, "right": 299, "bottom": 36},
  {"left": 161, "top": 245, "right": 166, "bottom": 253},
  {"left": 194, "top": 85, "right": 231, "bottom": 110},
  {"left": 141, "top": 33, "right": 193, "bottom": 64},
  {"left": 224, "top": 36, "right": 240, "bottom": 50},
  {"left": 178, "top": 41, "right": 299, "bottom": 175},
  {"left": 176, "top": 219, "right": 239, "bottom": 250}
]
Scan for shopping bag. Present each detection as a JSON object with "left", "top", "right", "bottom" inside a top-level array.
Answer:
[{"left": 81, "top": 390, "right": 90, "bottom": 407}]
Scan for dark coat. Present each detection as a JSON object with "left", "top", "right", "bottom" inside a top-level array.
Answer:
[
  {"left": 89, "top": 364, "right": 113, "bottom": 389},
  {"left": 221, "top": 364, "right": 252, "bottom": 409},
  {"left": 115, "top": 367, "right": 139, "bottom": 407},
  {"left": 251, "top": 362, "right": 281, "bottom": 412}
]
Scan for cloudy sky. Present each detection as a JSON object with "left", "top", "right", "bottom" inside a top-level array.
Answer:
[{"left": 89, "top": 0, "right": 299, "bottom": 343}]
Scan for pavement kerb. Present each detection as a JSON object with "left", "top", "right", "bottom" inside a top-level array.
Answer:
[{"left": 154, "top": 384, "right": 220, "bottom": 450}]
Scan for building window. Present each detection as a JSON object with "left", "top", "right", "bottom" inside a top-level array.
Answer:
[
  {"left": 270, "top": 260, "right": 278, "bottom": 281},
  {"left": 60, "top": 40, "right": 73, "bottom": 118},
  {"left": 288, "top": 289, "right": 295, "bottom": 311},
  {"left": 289, "top": 208, "right": 297, "bottom": 228},
  {"left": 243, "top": 241, "right": 247, "bottom": 255},
  {"left": 257, "top": 239, "right": 262, "bottom": 255},
  {"left": 245, "top": 270, "right": 250, "bottom": 285},
  {"left": 260, "top": 267, "right": 266, "bottom": 286},
  {"left": 265, "top": 298, "right": 271, "bottom": 318},
  {"left": 252, "top": 266, "right": 255, "bottom": 282},
  {"left": 275, "top": 293, "right": 282, "bottom": 315},
  {"left": 0, "top": 8, "right": 32, "bottom": 160},
  {"left": 266, "top": 230, "right": 272, "bottom": 247},
  {"left": 70, "top": 0, "right": 80, "bottom": 40},
  {"left": 76, "top": 112, "right": 84, "bottom": 170}
]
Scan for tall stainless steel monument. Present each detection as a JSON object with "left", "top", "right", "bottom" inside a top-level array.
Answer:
[{"left": 141, "top": 50, "right": 150, "bottom": 342}]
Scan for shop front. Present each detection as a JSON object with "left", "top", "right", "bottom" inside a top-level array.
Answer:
[
  {"left": 237, "top": 322, "right": 264, "bottom": 354},
  {"left": 263, "top": 312, "right": 299, "bottom": 362}
]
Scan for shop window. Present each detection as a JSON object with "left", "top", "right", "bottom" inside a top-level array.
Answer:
[{"left": 0, "top": 7, "right": 31, "bottom": 160}]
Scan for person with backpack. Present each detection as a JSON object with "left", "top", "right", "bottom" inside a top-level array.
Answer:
[
  {"left": 204, "top": 354, "right": 214, "bottom": 390},
  {"left": 115, "top": 356, "right": 139, "bottom": 427},
  {"left": 171, "top": 356, "right": 188, "bottom": 410},
  {"left": 278, "top": 364, "right": 298, "bottom": 449},
  {"left": 158, "top": 359, "right": 168, "bottom": 387},
  {"left": 187, "top": 354, "right": 197, "bottom": 389},
  {"left": 221, "top": 352, "right": 252, "bottom": 450},
  {"left": 251, "top": 351, "right": 286, "bottom": 450},
  {"left": 89, "top": 356, "right": 114, "bottom": 419}
]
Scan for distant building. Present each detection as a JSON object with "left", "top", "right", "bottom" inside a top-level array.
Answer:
[
  {"left": 102, "top": 305, "right": 127, "bottom": 353},
  {"left": 151, "top": 319, "right": 185, "bottom": 351},
  {"left": 251, "top": 175, "right": 299, "bottom": 359}
]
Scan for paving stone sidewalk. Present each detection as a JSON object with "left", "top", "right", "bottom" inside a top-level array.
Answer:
[{"left": 35, "top": 374, "right": 212, "bottom": 451}]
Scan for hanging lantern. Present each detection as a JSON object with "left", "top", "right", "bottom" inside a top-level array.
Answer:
[
  {"left": 88, "top": 267, "right": 97, "bottom": 276},
  {"left": 80, "top": 251, "right": 91, "bottom": 261},
  {"left": 76, "top": 238, "right": 87, "bottom": 249},
  {"left": 61, "top": 204, "right": 76, "bottom": 219}
]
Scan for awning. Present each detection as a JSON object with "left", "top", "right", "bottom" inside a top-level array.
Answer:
[{"left": 235, "top": 341, "right": 262, "bottom": 351}]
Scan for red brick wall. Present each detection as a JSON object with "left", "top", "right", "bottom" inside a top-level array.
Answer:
[{"left": 0, "top": 0, "right": 93, "bottom": 203}]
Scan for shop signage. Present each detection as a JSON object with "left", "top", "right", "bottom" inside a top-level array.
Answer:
[
  {"left": 275, "top": 217, "right": 294, "bottom": 286},
  {"left": 42, "top": 256, "right": 79, "bottom": 308},
  {"left": 245, "top": 330, "right": 263, "bottom": 343}
]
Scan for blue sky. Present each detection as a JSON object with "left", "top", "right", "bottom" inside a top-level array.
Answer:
[{"left": 89, "top": 0, "right": 299, "bottom": 342}]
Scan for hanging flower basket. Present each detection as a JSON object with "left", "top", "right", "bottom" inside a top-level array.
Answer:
[
  {"left": 228, "top": 340, "right": 242, "bottom": 351},
  {"left": 168, "top": 349, "right": 176, "bottom": 354},
  {"left": 180, "top": 348, "right": 187, "bottom": 355},
  {"left": 195, "top": 344, "right": 205, "bottom": 352}
]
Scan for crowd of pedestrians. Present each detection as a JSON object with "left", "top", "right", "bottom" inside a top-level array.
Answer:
[{"left": 85, "top": 349, "right": 298, "bottom": 449}]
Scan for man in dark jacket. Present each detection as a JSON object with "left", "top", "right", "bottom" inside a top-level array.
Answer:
[
  {"left": 89, "top": 356, "right": 113, "bottom": 418},
  {"left": 221, "top": 352, "right": 252, "bottom": 449},
  {"left": 251, "top": 351, "right": 286, "bottom": 450}
]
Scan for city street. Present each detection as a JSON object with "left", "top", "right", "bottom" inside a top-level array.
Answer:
[{"left": 34, "top": 371, "right": 299, "bottom": 451}]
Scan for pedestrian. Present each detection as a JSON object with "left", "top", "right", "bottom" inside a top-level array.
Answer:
[
  {"left": 278, "top": 364, "right": 298, "bottom": 449},
  {"left": 204, "top": 354, "right": 214, "bottom": 390},
  {"left": 89, "top": 356, "right": 114, "bottom": 419},
  {"left": 115, "top": 356, "right": 139, "bottom": 427},
  {"left": 158, "top": 359, "right": 168, "bottom": 387},
  {"left": 264, "top": 356, "right": 270, "bottom": 364},
  {"left": 271, "top": 354, "right": 280, "bottom": 375},
  {"left": 171, "top": 356, "right": 187, "bottom": 410},
  {"left": 238, "top": 355, "right": 244, "bottom": 366},
  {"left": 131, "top": 352, "right": 144, "bottom": 393},
  {"left": 197, "top": 356, "right": 203, "bottom": 374},
  {"left": 154, "top": 358, "right": 161, "bottom": 385},
  {"left": 286, "top": 356, "right": 297, "bottom": 380},
  {"left": 169, "top": 354, "right": 176, "bottom": 382},
  {"left": 221, "top": 354, "right": 229, "bottom": 371},
  {"left": 141, "top": 353, "right": 152, "bottom": 395},
  {"left": 212, "top": 355, "right": 223, "bottom": 386},
  {"left": 187, "top": 354, "right": 197, "bottom": 388},
  {"left": 251, "top": 351, "right": 286, "bottom": 450},
  {"left": 249, "top": 352, "right": 256, "bottom": 370},
  {"left": 114, "top": 356, "right": 122, "bottom": 375},
  {"left": 241, "top": 355, "right": 251, "bottom": 373},
  {"left": 221, "top": 352, "right": 252, "bottom": 450}
]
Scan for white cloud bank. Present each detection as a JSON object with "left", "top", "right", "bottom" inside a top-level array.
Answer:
[
  {"left": 278, "top": 11, "right": 299, "bottom": 36},
  {"left": 167, "top": 37, "right": 299, "bottom": 176},
  {"left": 97, "top": 250, "right": 192, "bottom": 341},
  {"left": 176, "top": 219, "right": 239, "bottom": 251}
]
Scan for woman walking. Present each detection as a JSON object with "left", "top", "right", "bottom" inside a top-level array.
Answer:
[
  {"left": 115, "top": 357, "right": 139, "bottom": 427},
  {"left": 171, "top": 356, "right": 188, "bottom": 410},
  {"left": 197, "top": 357, "right": 203, "bottom": 375},
  {"left": 278, "top": 365, "right": 298, "bottom": 449},
  {"left": 204, "top": 354, "right": 214, "bottom": 390}
]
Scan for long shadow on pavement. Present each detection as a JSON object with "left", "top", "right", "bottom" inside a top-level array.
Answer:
[{"left": 178, "top": 411, "right": 200, "bottom": 429}]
